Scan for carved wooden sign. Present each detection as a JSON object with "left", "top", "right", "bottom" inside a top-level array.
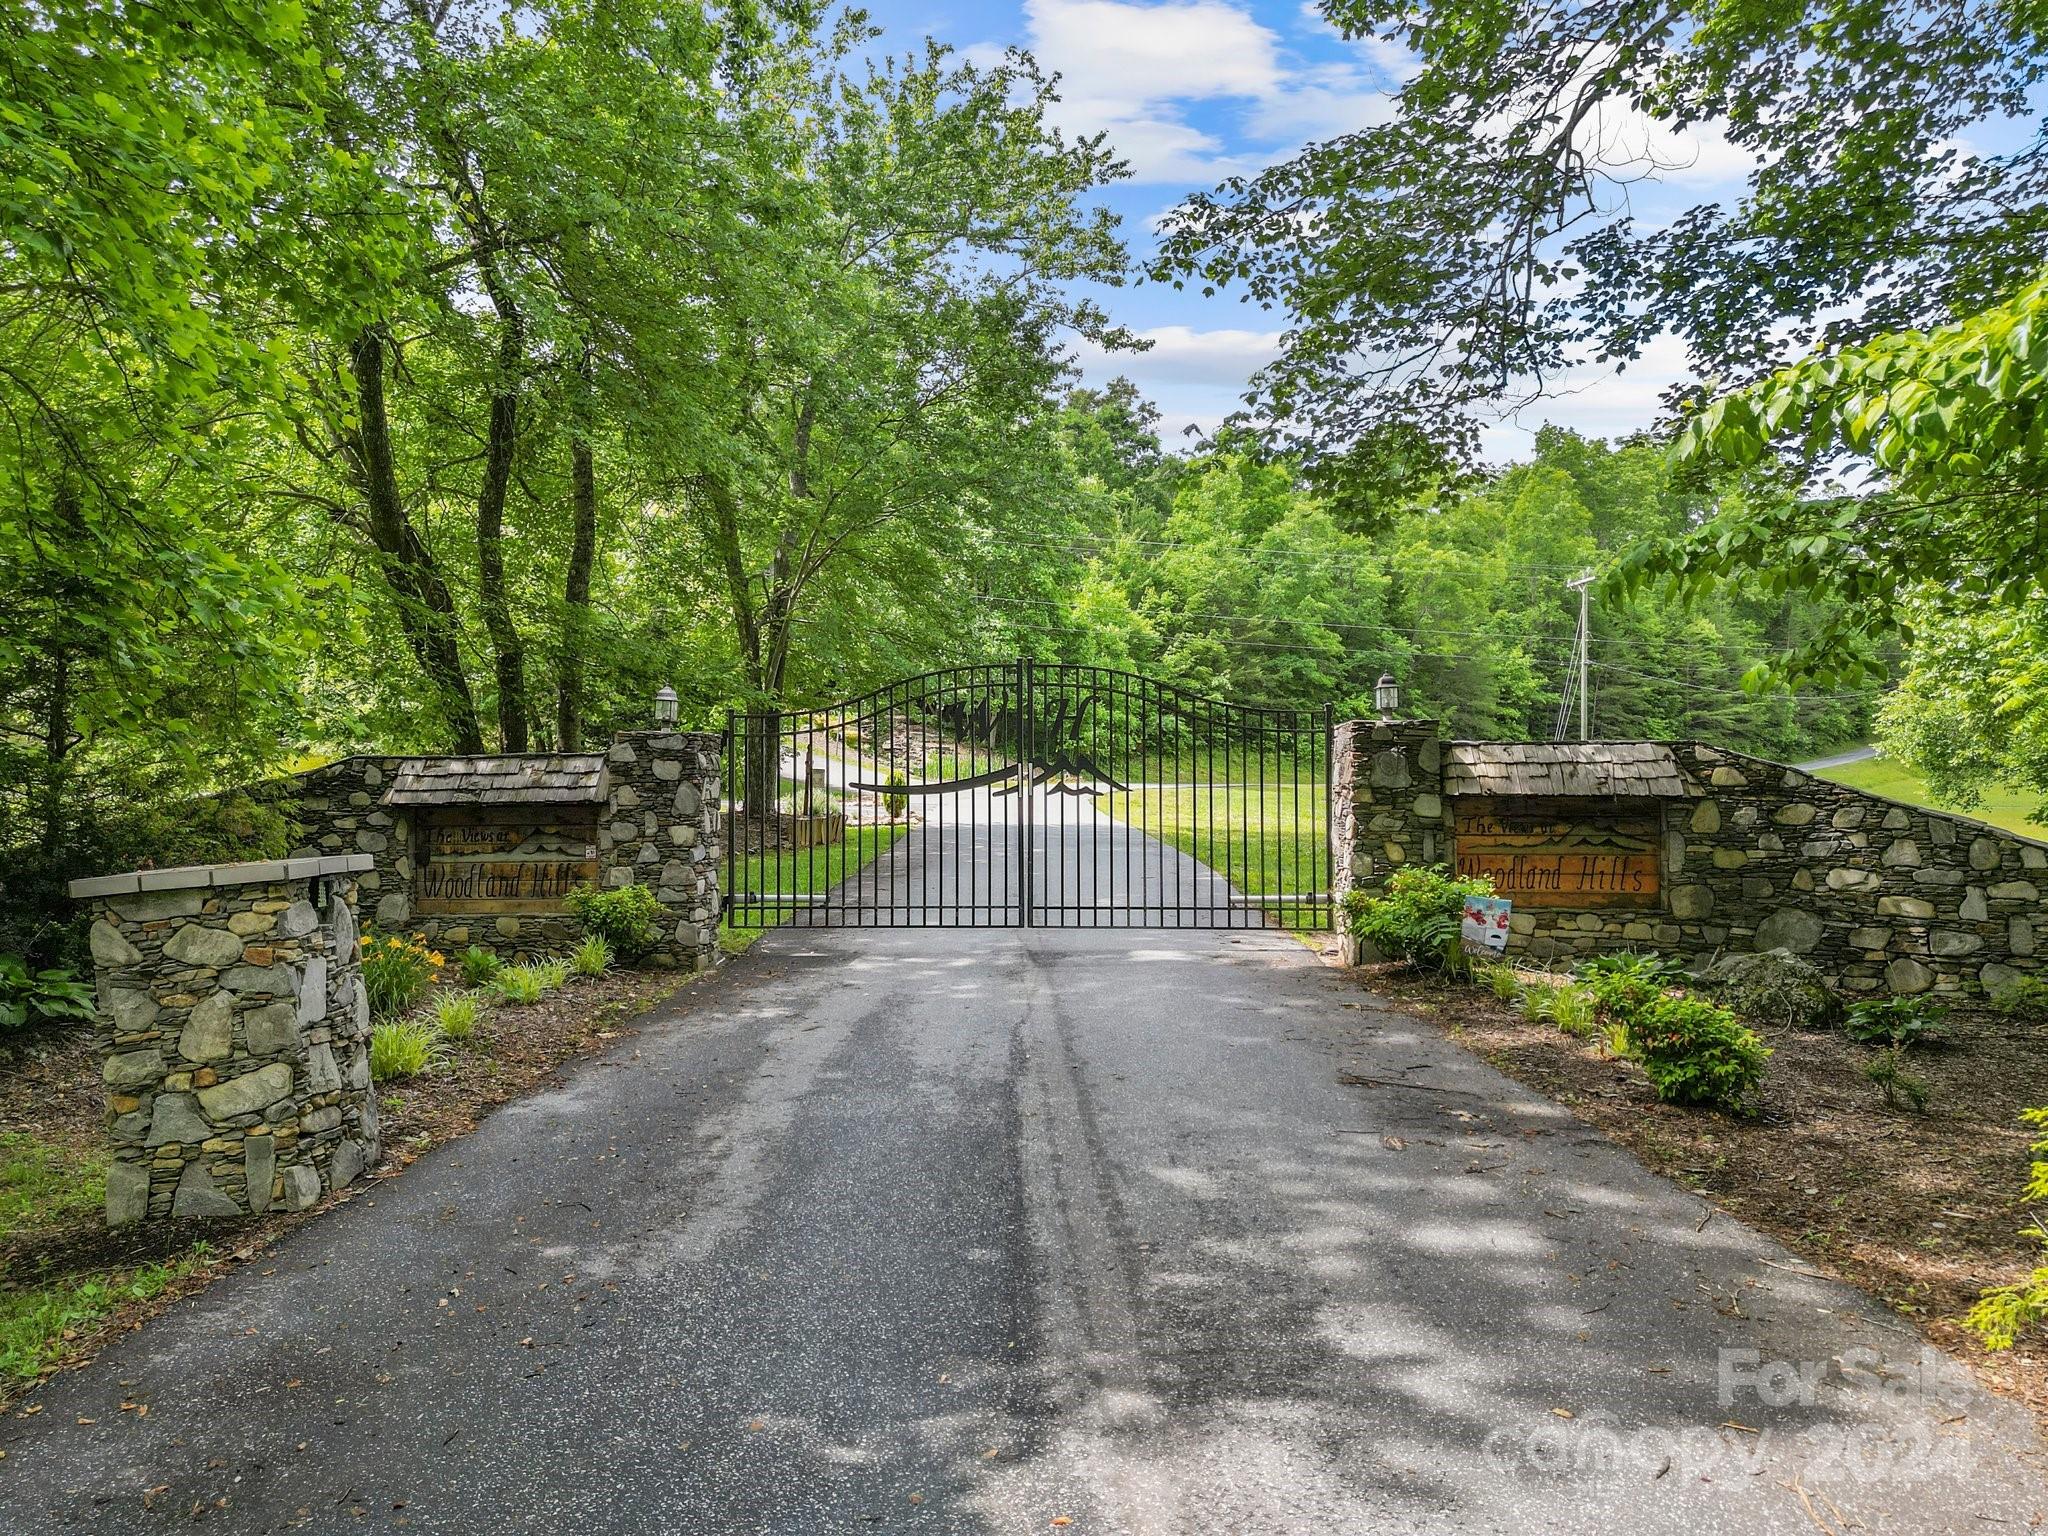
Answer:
[
  {"left": 1452, "top": 801, "right": 1661, "bottom": 908},
  {"left": 415, "top": 809, "right": 598, "bottom": 915}
]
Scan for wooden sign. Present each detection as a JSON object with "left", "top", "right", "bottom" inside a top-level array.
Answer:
[
  {"left": 415, "top": 809, "right": 599, "bottom": 915},
  {"left": 1452, "top": 802, "right": 1661, "bottom": 908}
]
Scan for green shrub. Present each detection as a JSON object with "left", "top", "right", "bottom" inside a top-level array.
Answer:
[
  {"left": 533, "top": 957, "right": 570, "bottom": 991},
  {"left": 1628, "top": 995, "right": 1771, "bottom": 1111},
  {"left": 1989, "top": 974, "right": 2048, "bottom": 1022},
  {"left": 570, "top": 935, "right": 612, "bottom": 978},
  {"left": 369, "top": 1020, "right": 442, "bottom": 1081},
  {"left": 1705, "top": 948, "right": 1840, "bottom": 1029},
  {"left": 1343, "top": 866, "right": 1495, "bottom": 976},
  {"left": 1864, "top": 1047, "right": 1930, "bottom": 1112},
  {"left": 1960, "top": 1108, "right": 2048, "bottom": 1351},
  {"left": 1843, "top": 995, "right": 1949, "bottom": 1049},
  {"left": 492, "top": 965, "right": 547, "bottom": 1006},
  {"left": 1584, "top": 969, "right": 1666, "bottom": 1032},
  {"left": 362, "top": 932, "right": 443, "bottom": 1019},
  {"left": 0, "top": 956, "right": 95, "bottom": 1032},
  {"left": 884, "top": 769, "right": 908, "bottom": 820},
  {"left": 563, "top": 882, "right": 664, "bottom": 962},
  {"left": 459, "top": 946, "right": 503, "bottom": 987},
  {"left": 432, "top": 990, "right": 484, "bottom": 1043}
]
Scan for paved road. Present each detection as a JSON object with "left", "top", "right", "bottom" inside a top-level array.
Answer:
[
  {"left": 1795, "top": 745, "right": 1879, "bottom": 773},
  {"left": 6, "top": 870, "right": 2047, "bottom": 1530}
]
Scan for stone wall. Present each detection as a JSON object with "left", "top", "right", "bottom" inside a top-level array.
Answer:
[
  {"left": 67, "top": 855, "right": 379, "bottom": 1226},
  {"left": 1332, "top": 717, "right": 1446, "bottom": 890},
  {"left": 600, "top": 730, "right": 722, "bottom": 970},
  {"left": 1656, "top": 744, "right": 2045, "bottom": 999},
  {"left": 1334, "top": 725, "right": 2048, "bottom": 1000},
  {"left": 285, "top": 730, "right": 722, "bottom": 971}
]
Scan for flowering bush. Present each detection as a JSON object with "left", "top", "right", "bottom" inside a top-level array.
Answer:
[{"left": 362, "top": 931, "right": 443, "bottom": 1019}]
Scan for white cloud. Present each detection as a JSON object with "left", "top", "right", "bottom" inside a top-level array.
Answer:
[
  {"left": 1243, "top": 62, "right": 1398, "bottom": 141},
  {"left": 1098, "top": 323, "right": 1286, "bottom": 383},
  {"left": 1070, "top": 323, "right": 1283, "bottom": 437},
  {"left": 1479, "top": 332, "right": 1697, "bottom": 461},
  {"left": 986, "top": 0, "right": 1392, "bottom": 182},
  {"left": 1027, "top": 0, "right": 1283, "bottom": 102}
]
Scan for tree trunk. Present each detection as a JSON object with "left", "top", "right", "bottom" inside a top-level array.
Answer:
[
  {"left": 38, "top": 641, "right": 70, "bottom": 862},
  {"left": 347, "top": 328, "right": 486, "bottom": 753},
  {"left": 474, "top": 259, "right": 530, "bottom": 752},
  {"left": 557, "top": 429, "right": 598, "bottom": 751},
  {"left": 556, "top": 346, "right": 599, "bottom": 751}
]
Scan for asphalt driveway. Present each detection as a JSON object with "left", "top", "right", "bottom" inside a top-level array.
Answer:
[{"left": 3, "top": 919, "right": 2045, "bottom": 1533}]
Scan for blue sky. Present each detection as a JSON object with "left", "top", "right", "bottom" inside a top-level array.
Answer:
[{"left": 859, "top": 0, "right": 1763, "bottom": 462}]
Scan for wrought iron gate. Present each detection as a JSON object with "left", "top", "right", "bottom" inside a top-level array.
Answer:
[{"left": 722, "top": 663, "right": 1333, "bottom": 930}]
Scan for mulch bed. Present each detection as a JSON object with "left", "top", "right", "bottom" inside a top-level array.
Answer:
[
  {"left": 0, "top": 966, "right": 694, "bottom": 1408},
  {"left": 1354, "top": 960, "right": 2048, "bottom": 1435}
]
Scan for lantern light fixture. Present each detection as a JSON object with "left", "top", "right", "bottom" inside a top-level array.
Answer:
[{"left": 653, "top": 684, "right": 679, "bottom": 727}]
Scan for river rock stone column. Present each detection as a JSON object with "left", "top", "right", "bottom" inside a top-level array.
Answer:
[
  {"left": 601, "top": 729, "right": 722, "bottom": 971},
  {"left": 68, "top": 855, "right": 380, "bottom": 1226},
  {"left": 1333, "top": 716, "right": 1448, "bottom": 900}
]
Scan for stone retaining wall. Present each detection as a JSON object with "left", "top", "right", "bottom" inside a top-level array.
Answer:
[
  {"left": 68, "top": 856, "right": 379, "bottom": 1226},
  {"left": 285, "top": 730, "right": 721, "bottom": 971},
  {"left": 1335, "top": 724, "right": 2048, "bottom": 999}
]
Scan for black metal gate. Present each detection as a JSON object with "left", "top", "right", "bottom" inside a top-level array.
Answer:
[{"left": 723, "top": 663, "right": 1332, "bottom": 930}]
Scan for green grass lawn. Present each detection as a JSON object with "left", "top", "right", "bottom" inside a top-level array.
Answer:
[
  {"left": 0, "top": 1129, "right": 215, "bottom": 1385},
  {"left": 721, "top": 823, "right": 910, "bottom": 949},
  {"left": 1099, "top": 780, "right": 1331, "bottom": 925},
  {"left": 1814, "top": 755, "right": 2048, "bottom": 840}
]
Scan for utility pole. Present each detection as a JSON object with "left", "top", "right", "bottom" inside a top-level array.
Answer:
[{"left": 1567, "top": 570, "right": 1595, "bottom": 742}]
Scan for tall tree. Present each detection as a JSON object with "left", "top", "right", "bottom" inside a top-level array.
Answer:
[{"left": 1152, "top": 0, "right": 2048, "bottom": 490}]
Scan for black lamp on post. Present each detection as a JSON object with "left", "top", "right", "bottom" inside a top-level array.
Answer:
[
  {"left": 1375, "top": 673, "right": 1402, "bottom": 719},
  {"left": 653, "top": 685, "right": 679, "bottom": 728}
]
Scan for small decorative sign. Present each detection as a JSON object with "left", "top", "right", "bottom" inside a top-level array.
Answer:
[
  {"left": 1466, "top": 897, "right": 1515, "bottom": 958},
  {"left": 1453, "top": 803, "right": 1661, "bottom": 908},
  {"left": 415, "top": 810, "right": 598, "bottom": 915},
  {"left": 1461, "top": 895, "right": 1512, "bottom": 954}
]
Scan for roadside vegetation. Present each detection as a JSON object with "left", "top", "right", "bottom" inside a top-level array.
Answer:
[{"left": 1344, "top": 866, "right": 2048, "bottom": 1423}]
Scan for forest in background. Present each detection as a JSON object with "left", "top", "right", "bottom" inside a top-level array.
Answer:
[{"left": 9, "top": 0, "right": 2048, "bottom": 968}]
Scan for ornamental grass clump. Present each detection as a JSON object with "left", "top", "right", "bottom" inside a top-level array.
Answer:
[
  {"left": 362, "top": 933, "right": 443, "bottom": 1019},
  {"left": 1515, "top": 979, "right": 1596, "bottom": 1039},
  {"left": 432, "top": 990, "right": 485, "bottom": 1043},
  {"left": 369, "top": 1019, "right": 442, "bottom": 1081},
  {"left": 570, "top": 935, "right": 612, "bottom": 978},
  {"left": 491, "top": 965, "right": 548, "bottom": 1006}
]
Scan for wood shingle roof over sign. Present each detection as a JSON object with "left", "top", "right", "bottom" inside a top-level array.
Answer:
[
  {"left": 380, "top": 753, "right": 610, "bottom": 808},
  {"left": 1443, "top": 741, "right": 1690, "bottom": 799}
]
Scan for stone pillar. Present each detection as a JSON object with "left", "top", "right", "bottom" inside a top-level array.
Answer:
[
  {"left": 68, "top": 855, "right": 380, "bottom": 1227},
  {"left": 1333, "top": 716, "right": 1448, "bottom": 902},
  {"left": 601, "top": 730, "right": 722, "bottom": 971}
]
